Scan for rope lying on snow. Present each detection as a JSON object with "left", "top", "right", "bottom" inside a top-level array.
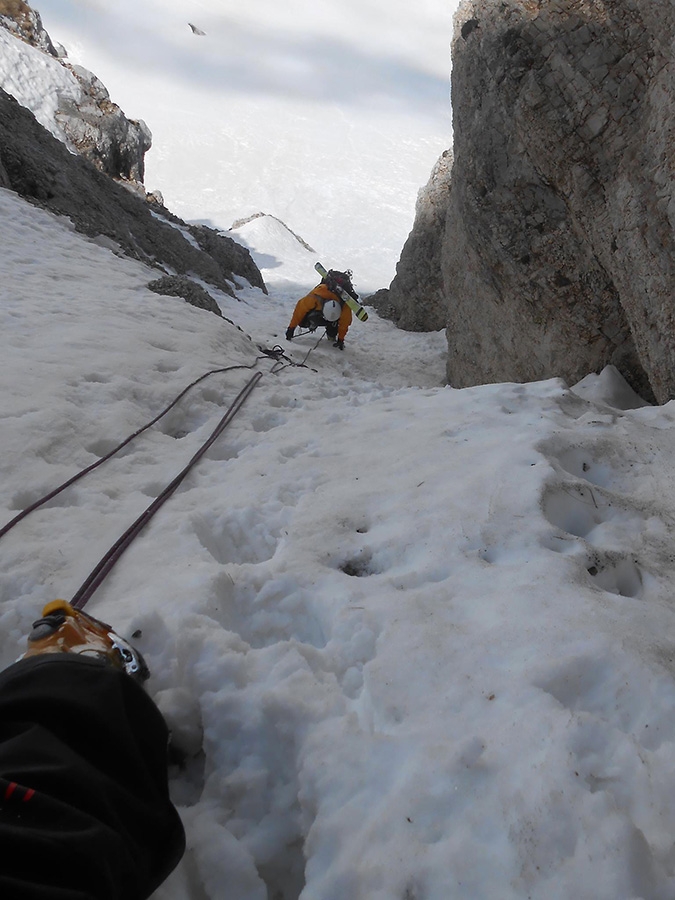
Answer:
[
  {"left": 0, "top": 362, "right": 262, "bottom": 542},
  {"left": 259, "top": 341, "right": 321, "bottom": 372},
  {"left": 0, "top": 344, "right": 311, "bottom": 544},
  {"left": 1, "top": 339, "right": 318, "bottom": 608},
  {"left": 71, "top": 371, "right": 262, "bottom": 610},
  {"left": 294, "top": 330, "right": 326, "bottom": 366}
]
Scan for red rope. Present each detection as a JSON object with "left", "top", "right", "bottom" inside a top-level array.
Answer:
[
  {"left": 0, "top": 363, "right": 259, "bottom": 542},
  {"left": 70, "top": 371, "right": 262, "bottom": 609}
]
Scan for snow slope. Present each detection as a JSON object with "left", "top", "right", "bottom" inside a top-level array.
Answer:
[
  {"left": 3, "top": 180, "right": 675, "bottom": 900},
  {"left": 5, "top": 4, "right": 675, "bottom": 898},
  {"left": 28, "top": 0, "right": 456, "bottom": 290}
]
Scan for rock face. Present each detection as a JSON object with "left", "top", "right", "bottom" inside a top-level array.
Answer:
[
  {"left": 368, "top": 151, "right": 452, "bottom": 331},
  {"left": 0, "top": 89, "right": 266, "bottom": 302},
  {"left": 148, "top": 275, "right": 223, "bottom": 317},
  {"left": 388, "top": 0, "right": 675, "bottom": 402},
  {"left": 444, "top": 0, "right": 669, "bottom": 400},
  {"left": 0, "top": 0, "right": 152, "bottom": 184},
  {"left": 0, "top": 0, "right": 56, "bottom": 56}
]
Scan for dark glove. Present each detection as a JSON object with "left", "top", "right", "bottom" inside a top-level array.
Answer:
[
  {"left": 285, "top": 327, "right": 295, "bottom": 341},
  {"left": 333, "top": 339, "right": 344, "bottom": 351}
]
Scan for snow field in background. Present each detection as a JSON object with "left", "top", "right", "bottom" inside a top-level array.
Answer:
[{"left": 32, "top": 0, "right": 455, "bottom": 289}]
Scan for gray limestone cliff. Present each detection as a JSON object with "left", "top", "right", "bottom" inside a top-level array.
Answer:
[
  {"left": 446, "top": 0, "right": 658, "bottom": 400},
  {"left": 55, "top": 64, "right": 152, "bottom": 185},
  {"left": 385, "top": 0, "right": 675, "bottom": 403}
]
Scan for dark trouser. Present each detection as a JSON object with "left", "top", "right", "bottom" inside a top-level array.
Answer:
[
  {"left": 299, "top": 310, "right": 338, "bottom": 339},
  {"left": 0, "top": 655, "right": 185, "bottom": 900}
]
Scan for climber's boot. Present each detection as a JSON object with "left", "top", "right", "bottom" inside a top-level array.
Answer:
[{"left": 21, "top": 599, "right": 149, "bottom": 682}]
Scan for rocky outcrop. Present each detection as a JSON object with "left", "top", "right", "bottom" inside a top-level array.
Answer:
[
  {"left": 0, "top": 0, "right": 56, "bottom": 56},
  {"left": 368, "top": 150, "right": 452, "bottom": 331},
  {"left": 55, "top": 65, "right": 152, "bottom": 183},
  {"left": 386, "top": 0, "right": 675, "bottom": 402},
  {"left": 186, "top": 220, "right": 267, "bottom": 294},
  {"left": 148, "top": 275, "right": 222, "bottom": 316},
  {"left": 0, "top": 88, "right": 265, "bottom": 303},
  {"left": 0, "top": 1, "right": 151, "bottom": 185}
]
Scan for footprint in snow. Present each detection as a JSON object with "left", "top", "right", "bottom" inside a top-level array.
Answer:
[{"left": 539, "top": 437, "right": 651, "bottom": 601}]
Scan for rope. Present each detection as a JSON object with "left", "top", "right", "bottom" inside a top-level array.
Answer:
[
  {"left": 258, "top": 340, "right": 321, "bottom": 373},
  {"left": 257, "top": 344, "right": 297, "bottom": 375},
  {"left": 0, "top": 361, "right": 262, "bottom": 542},
  {"left": 297, "top": 330, "right": 326, "bottom": 367},
  {"left": 70, "top": 371, "right": 263, "bottom": 610},
  {"left": 4, "top": 336, "right": 321, "bottom": 609}
]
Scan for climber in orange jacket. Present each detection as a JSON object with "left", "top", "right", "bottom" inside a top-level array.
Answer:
[{"left": 286, "top": 281, "right": 352, "bottom": 350}]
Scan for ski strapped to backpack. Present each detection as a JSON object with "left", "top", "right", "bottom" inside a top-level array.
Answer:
[{"left": 314, "top": 262, "right": 368, "bottom": 322}]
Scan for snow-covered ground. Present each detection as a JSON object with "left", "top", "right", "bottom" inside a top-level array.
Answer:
[
  {"left": 30, "top": 0, "right": 455, "bottom": 291},
  {"left": 5, "top": 3, "right": 675, "bottom": 898},
  {"left": 3, "top": 180, "right": 675, "bottom": 899}
]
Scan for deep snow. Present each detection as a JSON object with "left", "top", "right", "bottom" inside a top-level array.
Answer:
[{"left": 3, "top": 180, "right": 675, "bottom": 899}]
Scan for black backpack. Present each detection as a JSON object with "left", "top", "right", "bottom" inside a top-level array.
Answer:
[{"left": 324, "top": 269, "right": 358, "bottom": 301}]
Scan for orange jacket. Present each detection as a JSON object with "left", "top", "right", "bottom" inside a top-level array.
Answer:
[{"left": 289, "top": 283, "right": 352, "bottom": 341}]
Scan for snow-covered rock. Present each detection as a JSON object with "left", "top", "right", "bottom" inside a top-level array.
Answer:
[
  {"left": 0, "top": 86, "right": 265, "bottom": 300},
  {"left": 0, "top": 0, "right": 56, "bottom": 56},
  {"left": 0, "top": 1, "right": 151, "bottom": 183},
  {"left": 229, "top": 214, "right": 318, "bottom": 293}
]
